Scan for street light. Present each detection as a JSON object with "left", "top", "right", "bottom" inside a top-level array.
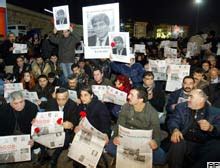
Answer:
[{"left": 195, "top": 0, "right": 202, "bottom": 33}]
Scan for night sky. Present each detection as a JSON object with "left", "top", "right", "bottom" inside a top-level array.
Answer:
[{"left": 6, "top": 0, "right": 220, "bottom": 32}]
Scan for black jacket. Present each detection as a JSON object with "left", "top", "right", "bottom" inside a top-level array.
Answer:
[
  {"left": 73, "top": 96, "right": 111, "bottom": 137},
  {"left": 0, "top": 100, "right": 38, "bottom": 136},
  {"left": 46, "top": 98, "right": 77, "bottom": 124}
]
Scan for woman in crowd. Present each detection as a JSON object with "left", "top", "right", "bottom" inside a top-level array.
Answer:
[{"left": 20, "top": 71, "right": 36, "bottom": 91}]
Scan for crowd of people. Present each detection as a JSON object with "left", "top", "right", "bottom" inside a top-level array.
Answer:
[{"left": 0, "top": 26, "right": 220, "bottom": 168}]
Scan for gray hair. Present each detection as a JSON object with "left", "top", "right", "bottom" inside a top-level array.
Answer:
[
  {"left": 192, "top": 89, "right": 208, "bottom": 102},
  {"left": 8, "top": 91, "right": 24, "bottom": 103},
  {"left": 91, "top": 13, "right": 110, "bottom": 26}
]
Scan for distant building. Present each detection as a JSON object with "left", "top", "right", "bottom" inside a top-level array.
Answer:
[
  {"left": 134, "top": 22, "right": 148, "bottom": 39},
  {"left": 155, "top": 24, "right": 189, "bottom": 39}
]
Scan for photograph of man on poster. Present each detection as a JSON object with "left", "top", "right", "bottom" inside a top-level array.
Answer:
[
  {"left": 112, "top": 36, "right": 127, "bottom": 56},
  {"left": 56, "top": 9, "right": 67, "bottom": 25},
  {"left": 88, "top": 13, "right": 110, "bottom": 46}
]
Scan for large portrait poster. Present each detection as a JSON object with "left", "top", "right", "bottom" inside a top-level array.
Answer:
[
  {"left": 109, "top": 32, "right": 130, "bottom": 63},
  {"left": 83, "top": 3, "right": 120, "bottom": 59},
  {"left": 53, "top": 5, "right": 70, "bottom": 31}
]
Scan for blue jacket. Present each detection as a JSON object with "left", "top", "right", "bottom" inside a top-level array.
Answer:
[
  {"left": 166, "top": 88, "right": 186, "bottom": 116},
  {"left": 110, "top": 62, "right": 144, "bottom": 87},
  {"left": 167, "top": 102, "right": 220, "bottom": 138}
]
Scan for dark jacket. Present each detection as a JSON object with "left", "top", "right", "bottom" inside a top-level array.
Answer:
[
  {"left": 167, "top": 102, "right": 220, "bottom": 138},
  {"left": 73, "top": 96, "right": 111, "bottom": 137},
  {"left": 46, "top": 98, "right": 77, "bottom": 124},
  {"left": 49, "top": 33, "right": 80, "bottom": 63},
  {"left": 88, "top": 35, "right": 109, "bottom": 46},
  {"left": 166, "top": 88, "right": 187, "bottom": 116},
  {"left": 0, "top": 100, "right": 38, "bottom": 136},
  {"left": 203, "top": 83, "right": 220, "bottom": 108},
  {"left": 2, "top": 40, "right": 17, "bottom": 65},
  {"left": 142, "top": 83, "right": 166, "bottom": 112}
]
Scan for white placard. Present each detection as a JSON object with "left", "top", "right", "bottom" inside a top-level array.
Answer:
[
  {"left": 134, "top": 44, "right": 146, "bottom": 53},
  {"left": 83, "top": 3, "right": 120, "bottom": 59},
  {"left": 109, "top": 32, "right": 130, "bottom": 63},
  {"left": 53, "top": 5, "right": 70, "bottom": 31}
]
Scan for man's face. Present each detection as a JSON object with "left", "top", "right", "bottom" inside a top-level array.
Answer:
[
  {"left": 115, "top": 40, "right": 123, "bottom": 50},
  {"left": 10, "top": 98, "right": 25, "bottom": 112},
  {"left": 127, "top": 89, "right": 141, "bottom": 105},
  {"left": 193, "top": 72, "right": 203, "bottom": 84},
  {"left": 93, "top": 20, "right": 109, "bottom": 39},
  {"left": 182, "top": 78, "right": 194, "bottom": 93},
  {"left": 210, "top": 70, "right": 218, "bottom": 80},
  {"left": 68, "top": 79, "right": 78, "bottom": 89},
  {"left": 202, "top": 63, "right": 210, "bottom": 72},
  {"left": 188, "top": 90, "right": 204, "bottom": 110},
  {"left": 36, "top": 57, "right": 44, "bottom": 65},
  {"left": 8, "top": 34, "right": 15, "bottom": 43},
  {"left": 16, "top": 58, "right": 24, "bottom": 67},
  {"left": 56, "top": 92, "right": 68, "bottom": 107},
  {"left": 143, "top": 75, "right": 154, "bottom": 87},
  {"left": 72, "top": 67, "right": 80, "bottom": 75},
  {"left": 50, "top": 56, "right": 58, "bottom": 64},
  {"left": 80, "top": 90, "right": 92, "bottom": 105},
  {"left": 93, "top": 70, "right": 103, "bottom": 84},
  {"left": 63, "top": 30, "right": 70, "bottom": 38},
  {"left": 38, "top": 77, "right": 48, "bottom": 88}
]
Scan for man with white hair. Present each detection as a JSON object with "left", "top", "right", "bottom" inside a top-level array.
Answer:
[
  {"left": 167, "top": 89, "right": 220, "bottom": 168},
  {"left": 0, "top": 91, "right": 38, "bottom": 136}
]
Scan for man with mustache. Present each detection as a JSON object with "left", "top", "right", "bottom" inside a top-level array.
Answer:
[
  {"left": 167, "top": 89, "right": 220, "bottom": 168},
  {"left": 166, "top": 76, "right": 195, "bottom": 118}
]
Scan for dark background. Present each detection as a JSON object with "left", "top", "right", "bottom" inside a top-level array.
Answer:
[{"left": 7, "top": 0, "right": 220, "bottom": 33}]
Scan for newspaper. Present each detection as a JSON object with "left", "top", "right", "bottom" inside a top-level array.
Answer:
[
  {"left": 22, "top": 90, "right": 39, "bottom": 104},
  {"left": 33, "top": 132, "right": 65, "bottom": 149},
  {"left": 103, "top": 86, "right": 127, "bottom": 105},
  {"left": 148, "top": 59, "right": 167, "bottom": 81},
  {"left": 68, "top": 117, "right": 106, "bottom": 168},
  {"left": 164, "top": 47, "right": 177, "bottom": 58},
  {"left": 4, "top": 83, "right": 23, "bottom": 101},
  {"left": 165, "top": 58, "right": 181, "bottom": 65},
  {"left": 92, "top": 85, "right": 108, "bottom": 101},
  {"left": 31, "top": 111, "right": 65, "bottom": 148},
  {"left": 116, "top": 125, "right": 153, "bottom": 168},
  {"left": 165, "top": 65, "right": 190, "bottom": 92},
  {"left": 0, "top": 135, "right": 31, "bottom": 163},
  {"left": 92, "top": 85, "right": 127, "bottom": 105},
  {"left": 13, "top": 43, "right": 28, "bottom": 54},
  {"left": 134, "top": 44, "right": 146, "bottom": 53}
]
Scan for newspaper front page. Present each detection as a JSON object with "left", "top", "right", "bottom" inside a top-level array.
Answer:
[
  {"left": 31, "top": 111, "right": 65, "bottom": 148},
  {"left": 0, "top": 135, "right": 31, "bottom": 163},
  {"left": 68, "top": 118, "right": 106, "bottom": 168},
  {"left": 13, "top": 43, "right": 28, "bottom": 54},
  {"left": 4, "top": 83, "right": 23, "bottom": 101},
  {"left": 116, "top": 126, "right": 153, "bottom": 168},
  {"left": 22, "top": 90, "right": 39, "bottom": 104},
  {"left": 165, "top": 65, "right": 190, "bottom": 91},
  {"left": 148, "top": 59, "right": 167, "bottom": 81}
]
